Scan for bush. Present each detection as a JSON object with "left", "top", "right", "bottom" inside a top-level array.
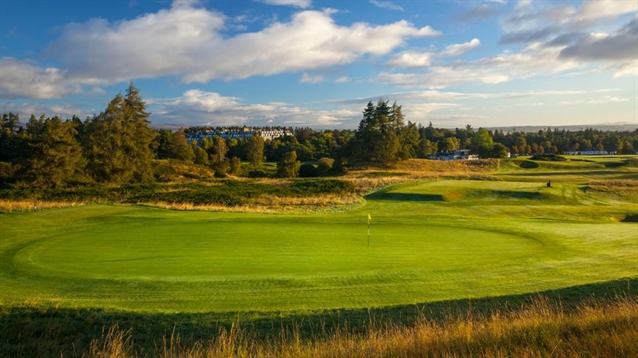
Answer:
[{"left": 316, "top": 158, "right": 334, "bottom": 174}]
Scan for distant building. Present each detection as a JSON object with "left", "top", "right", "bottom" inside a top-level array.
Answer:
[
  {"left": 563, "top": 149, "right": 615, "bottom": 155},
  {"left": 428, "top": 149, "right": 479, "bottom": 161},
  {"left": 186, "top": 126, "right": 293, "bottom": 142}
]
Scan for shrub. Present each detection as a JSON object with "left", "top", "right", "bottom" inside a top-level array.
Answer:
[{"left": 317, "top": 158, "right": 334, "bottom": 174}]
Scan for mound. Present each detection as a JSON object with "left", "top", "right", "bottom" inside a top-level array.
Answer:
[{"left": 529, "top": 154, "right": 567, "bottom": 161}]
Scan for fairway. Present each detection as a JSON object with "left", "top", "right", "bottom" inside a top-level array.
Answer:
[{"left": 2, "top": 176, "right": 637, "bottom": 314}]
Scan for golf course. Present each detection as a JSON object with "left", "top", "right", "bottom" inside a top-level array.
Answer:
[
  {"left": 2, "top": 156, "right": 637, "bottom": 312},
  {"left": 1, "top": 155, "right": 637, "bottom": 356}
]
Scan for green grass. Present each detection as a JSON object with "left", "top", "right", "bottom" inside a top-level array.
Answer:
[
  {"left": 1, "top": 179, "right": 636, "bottom": 314},
  {"left": 1, "top": 156, "right": 638, "bottom": 356}
]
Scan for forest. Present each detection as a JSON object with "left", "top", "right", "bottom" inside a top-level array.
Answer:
[{"left": 1, "top": 84, "right": 637, "bottom": 189}]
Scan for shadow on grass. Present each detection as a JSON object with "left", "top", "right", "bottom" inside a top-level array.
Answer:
[
  {"left": 367, "top": 192, "right": 445, "bottom": 202},
  {"left": 1, "top": 278, "right": 636, "bottom": 357}
]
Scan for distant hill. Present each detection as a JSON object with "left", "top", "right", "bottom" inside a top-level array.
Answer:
[{"left": 487, "top": 123, "right": 638, "bottom": 133}]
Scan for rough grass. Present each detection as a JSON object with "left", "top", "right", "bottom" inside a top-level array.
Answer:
[{"left": 83, "top": 294, "right": 638, "bottom": 358}]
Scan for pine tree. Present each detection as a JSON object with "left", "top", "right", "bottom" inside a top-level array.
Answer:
[
  {"left": 83, "top": 84, "right": 157, "bottom": 184},
  {"left": 19, "top": 115, "right": 85, "bottom": 188}
]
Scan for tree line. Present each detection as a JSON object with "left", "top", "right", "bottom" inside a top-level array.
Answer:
[{"left": 1, "top": 88, "right": 637, "bottom": 188}]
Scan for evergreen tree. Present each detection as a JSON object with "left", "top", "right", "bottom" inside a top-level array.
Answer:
[
  {"left": 156, "top": 129, "right": 175, "bottom": 159},
  {"left": 398, "top": 121, "right": 419, "bottom": 160},
  {"left": 83, "top": 84, "right": 157, "bottom": 183},
  {"left": 0, "top": 113, "right": 20, "bottom": 162},
  {"left": 18, "top": 115, "right": 85, "bottom": 188},
  {"left": 354, "top": 99, "right": 405, "bottom": 162}
]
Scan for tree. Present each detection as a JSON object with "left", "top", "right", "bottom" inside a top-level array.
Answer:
[
  {"left": 489, "top": 143, "right": 510, "bottom": 158},
  {"left": 172, "top": 128, "right": 193, "bottom": 162},
  {"left": 18, "top": 115, "right": 85, "bottom": 188},
  {"left": 376, "top": 130, "right": 400, "bottom": 163},
  {"left": 210, "top": 136, "right": 228, "bottom": 165},
  {"left": 229, "top": 156, "right": 242, "bottom": 175},
  {"left": 277, "top": 150, "right": 301, "bottom": 178},
  {"left": 316, "top": 157, "right": 334, "bottom": 174},
  {"left": 194, "top": 146, "right": 209, "bottom": 165},
  {"left": 417, "top": 138, "right": 438, "bottom": 158},
  {"left": 83, "top": 84, "right": 157, "bottom": 184},
  {"left": 156, "top": 129, "right": 174, "bottom": 159},
  {"left": 438, "top": 137, "right": 459, "bottom": 152},
  {"left": 398, "top": 121, "right": 419, "bottom": 160},
  {"left": 354, "top": 99, "right": 406, "bottom": 163},
  {"left": 471, "top": 128, "right": 494, "bottom": 157},
  {"left": 621, "top": 140, "right": 635, "bottom": 154},
  {"left": 0, "top": 112, "right": 20, "bottom": 162},
  {"left": 246, "top": 134, "right": 265, "bottom": 168}
]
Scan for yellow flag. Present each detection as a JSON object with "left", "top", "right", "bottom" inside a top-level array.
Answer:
[{"left": 368, "top": 213, "right": 371, "bottom": 221}]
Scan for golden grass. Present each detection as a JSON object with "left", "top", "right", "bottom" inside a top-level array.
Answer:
[
  {"left": 0, "top": 199, "right": 89, "bottom": 213},
  {"left": 588, "top": 180, "right": 638, "bottom": 192},
  {"left": 84, "top": 294, "right": 638, "bottom": 358},
  {"left": 140, "top": 192, "right": 362, "bottom": 214}
]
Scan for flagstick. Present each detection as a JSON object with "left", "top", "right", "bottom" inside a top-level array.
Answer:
[{"left": 367, "top": 218, "right": 370, "bottom": 247}]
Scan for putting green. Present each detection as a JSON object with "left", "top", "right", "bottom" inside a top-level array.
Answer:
[{"left": 1, "top": 180, "right": 637, "bottom": 313}]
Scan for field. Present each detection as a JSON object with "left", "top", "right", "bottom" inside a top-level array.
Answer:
[{"left": 1, "top": 156, "right": 637, "bottom": 356}]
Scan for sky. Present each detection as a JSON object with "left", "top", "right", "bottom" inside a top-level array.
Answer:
[{"left": 0, "top": 0, "right": 636, "bottom": 129}]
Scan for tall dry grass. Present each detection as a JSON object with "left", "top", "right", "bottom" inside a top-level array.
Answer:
[
  {"left": 83, "top": 294, "right": 638, "bottom": 358},
  {"left": 140, "top": 193, "right": 362, "bottom": 214},
  {"left": 0, "top": 199, "right": 88, "bottom": 213}
]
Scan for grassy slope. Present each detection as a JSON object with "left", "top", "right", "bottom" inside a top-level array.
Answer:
[{"left": 1, "top": 157, "right": 636, "bottom": 314}]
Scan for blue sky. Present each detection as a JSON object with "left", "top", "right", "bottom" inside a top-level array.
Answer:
[{"left": 0, "top": 0, "right": 636, "bottom": 129}]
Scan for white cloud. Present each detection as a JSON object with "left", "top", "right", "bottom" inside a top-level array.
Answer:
[
  {"left": 441, "top": 38, "right": 481, "bottom": 57},
  {"left": 0, "top": 57, "right": 104, "bottom": 99},
  {"left": 613, "top": 60, "right": 638, "bottom": 78},
  {"left": 572, "top": 0, "right": 637, "bottom": 26},
  {"left": 369, "top": 0, "right": 403, "bottom": 11},
  {"left": 335, "top": 76, "right": 352, "bottom": 83},
  {"left": 46, "top": 6, "right": 440, "bottom": 86},
  {"left": 300, "top": 73, "right": 325, "bottom": 84},
  {"left": 387, "top": 38, "right": 480, "bottom": 69},
  {"left": 560, "top": 95, "right": 629, "bottom": 105},
  {"left": 387, "top": 51, "right": 434, "bottom": 68},
  {"left": 257, "top": 0, "right": 311, "bottom": 8},
  {"left": 381, "top": 42, "right": 581, "bottom": 88},
  {"left": 151, "top": 89, "right": 359, "bottom": 127},
  {"left": 0, "top": 101, "right": 95, "bottom": 119}
]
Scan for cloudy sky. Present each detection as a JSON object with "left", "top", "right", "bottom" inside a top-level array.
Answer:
[{"left": 0, "top": 0, "right": 636, "bottom": 129}]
